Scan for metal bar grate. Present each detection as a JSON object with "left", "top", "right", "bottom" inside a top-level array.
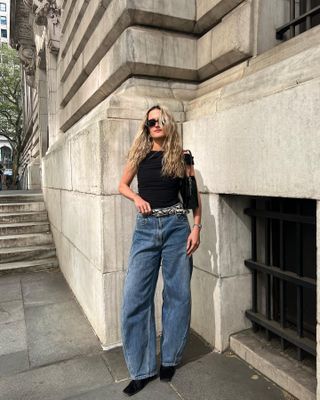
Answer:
[
  {"left": 251, "top": 199, "right": 258, "bottom": 333},
  {"left": 244, "top": 197, "right": 316, "bottom": 360},
  {"left": 244, "top": 260, "right": 315, "bottom": 289},
  {"left": 276, "top": 1, "right": 320, "bottom": 40},
  {"left": 245, "top": 310, "right": 316, "bottom": 355}
]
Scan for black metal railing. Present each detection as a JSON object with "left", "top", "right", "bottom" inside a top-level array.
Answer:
[
  {"left": 244, "top": 197, "right": 316, "bottom": 361},
  {"left": 276, "top": 0, "right": 320, "bottom": 40}
]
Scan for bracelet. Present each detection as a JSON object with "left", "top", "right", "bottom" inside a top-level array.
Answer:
[{"left": 193, "top": 223, "right": 202, "bottom": 230}]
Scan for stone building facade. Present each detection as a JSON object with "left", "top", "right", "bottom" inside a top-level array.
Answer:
[
  {"left": 0, "top": 0, "right": 10, "bottom": 44},
  {"left": 10, "top": 1, "right": 320, "bottom": 399}
]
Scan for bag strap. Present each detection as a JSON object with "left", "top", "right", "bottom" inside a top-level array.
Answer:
[{"left": 183, "top": 149, "right": 194, "bottom": 177}]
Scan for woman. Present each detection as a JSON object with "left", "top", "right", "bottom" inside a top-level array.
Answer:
[{"left": 119, "top": 105, "right": 202, "bottom": 396}]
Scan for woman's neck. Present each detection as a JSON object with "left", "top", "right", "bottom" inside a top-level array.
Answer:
[{"left": 151, "top": 139, "right": 164, "bottom": 151}]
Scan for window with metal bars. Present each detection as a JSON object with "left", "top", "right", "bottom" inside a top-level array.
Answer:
[
  {"left": 244, "top": 197, "right": 316, "bottom": 361},
  {"left": 276, "top": 0, "right": 320, "bottom": 40}
]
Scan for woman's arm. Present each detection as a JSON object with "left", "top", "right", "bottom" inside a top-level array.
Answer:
[
  {"left": 186, "top": 164, "right": 202, "bottom": 256},
  {"left": 118, "top": 163, "right": 152, "bottom": 215}
]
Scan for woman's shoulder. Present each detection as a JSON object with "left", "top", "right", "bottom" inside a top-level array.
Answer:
[{"left": 183, "top": 149, "right": 194, "bottom": 166}]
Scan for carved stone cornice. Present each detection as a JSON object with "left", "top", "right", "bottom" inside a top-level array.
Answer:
[
  {"left": 15, "top": 1, "right": 62, "bottom": 57},
  {"left": 23, "top": 0, "right": 60, "bottom": 23},
  {"left": 11, "top": 0, "right": 36, "bottom": 88},
  {"left": 25, "top": 0, "right": 62, "bottom": 53},
  {"left": 32, "top": 0, "right": 61, "bottom": 27},
  {"left": 18, "top": 45, "right": 36, "bottom": 87}
]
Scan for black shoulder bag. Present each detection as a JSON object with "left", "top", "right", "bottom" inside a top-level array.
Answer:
[{"left": 180, "top": 150, "right": 199, "bottom": 210}]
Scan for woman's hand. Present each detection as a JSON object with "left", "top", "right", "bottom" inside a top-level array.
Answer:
[
  {"left": 186, "top": 227, "right": 201, "bottom": 256},
  {"left": 133, "top": 194, "right": 152, "bottom": 215}
]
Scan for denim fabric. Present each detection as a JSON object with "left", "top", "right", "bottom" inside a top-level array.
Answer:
[{"left": 121, "top": 213, "right": 192, "bottom": 380}]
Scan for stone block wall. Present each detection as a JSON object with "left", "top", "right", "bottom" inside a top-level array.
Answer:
[
  {"left": 58, "top": 0, "right": 258, "bottom": 131},
  {"left": 43, "top": 109, "right": 139, "bottom": 346},
  {"left": 40, "top": 0, "right": 320, "bottom": 366},
  {"left": 184, "top": 26, "right": 320, "bottom": 351}
]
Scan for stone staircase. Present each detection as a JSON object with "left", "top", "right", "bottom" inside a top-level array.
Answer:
[{"left": 0, "top": 191, "right": 59, "bottom": 273}]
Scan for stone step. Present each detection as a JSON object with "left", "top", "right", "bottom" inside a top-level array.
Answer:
[
  {"left": 230, "top": 330, "right": 316, "bottom": 400},
  {"left": 0, "top": 257, "right": 59, "bottom": 273},
  {"left": 0, "top": 202, "right": 46, "bottom": 213},
  {"left": 0, "top": 244, "right": 56, "bottom": 263},
  {"left": 0, "top": 222, "right": 50, "bottom": 236},
  {"left": 0, "top": 193, "right": 44, "bottom": 203},
  {"left": 0, "top": 211, "right": 48, "bottom": 224},
  {"left": 0, "top": 232, "right": 53, "bottom": 249}
]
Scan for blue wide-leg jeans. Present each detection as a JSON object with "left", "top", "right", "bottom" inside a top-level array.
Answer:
[{"left": 121, "top": 212, "right": 192, "bottom": 380}]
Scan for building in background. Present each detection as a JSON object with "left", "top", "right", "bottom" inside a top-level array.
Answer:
[
  {"left": 10, "top": 1, "right": 320, "bottom": 399},
  {"left": 0, "top": 0, "right": 13, "bottom": 179},
  {"left": 0, "top": 0, "right": 9, "bottom": 45},
  {"left": 0, "top": 135, "right": 12, "bottom": 169},
  {"left": 0, "top": 135, "right": 12, "bottom": 189},
  {"left": 0, "top": 29, "right": 13, "bottom": 169}
]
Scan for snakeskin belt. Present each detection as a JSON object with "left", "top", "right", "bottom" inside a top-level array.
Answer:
[{"left": 151, "top": 202, "right": 189, "bottom": 217}]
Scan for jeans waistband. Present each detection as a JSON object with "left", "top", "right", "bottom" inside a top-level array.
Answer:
[{"left": 151, "top": 203, "right": 189, "bottom": 218}]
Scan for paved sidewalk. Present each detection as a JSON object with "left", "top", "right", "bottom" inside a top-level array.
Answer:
[{"left": 0, "top": 268, "right": 295, "bottom": 400}]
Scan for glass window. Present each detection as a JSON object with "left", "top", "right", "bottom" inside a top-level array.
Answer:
[
  {"left": 0, "top": 3, "right": 6, "bottom": 12},
  {"left": 0, "top": 16, "right": 7, "bottom": 25},
  {"left": 1, "top": 29, "right": 7, "bottom": 38}
]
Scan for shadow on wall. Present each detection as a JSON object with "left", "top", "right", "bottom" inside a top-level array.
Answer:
[
  {"left": 188, "top": 168, "right": 219, "bottom": 347},
  {"left": 190, "top": 169, "right": 252, "bottom": 349},
  {"left": 193, "top": 169, "right": 218, "bottom": 276}
]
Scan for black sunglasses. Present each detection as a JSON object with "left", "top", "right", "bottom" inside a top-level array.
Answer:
[{"left": 145, "top": 118, "right": 165, "bottom": 128}]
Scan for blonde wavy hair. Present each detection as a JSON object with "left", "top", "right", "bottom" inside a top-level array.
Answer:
[{"left": 127, "top": 105, "right": 185, "bottom": 178}]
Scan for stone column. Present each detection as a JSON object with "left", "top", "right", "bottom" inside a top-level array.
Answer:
[
  {"left": 31, "top": 0, "right": 62, "bottom": 147},
  {"left": 45, "top": 50, "right": 59, "bottom": 145},
  {"left": 37, "top": 67, "right": 49, "bottom": 158}
]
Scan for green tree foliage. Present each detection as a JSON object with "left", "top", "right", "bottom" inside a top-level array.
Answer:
[{"left": 0, "top": 44, "right": 23, "bottom": 187}]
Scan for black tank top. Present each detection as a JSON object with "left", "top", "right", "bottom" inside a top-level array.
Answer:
[{"left": 137, "top": 151, "right": 193, "bottom": 209}]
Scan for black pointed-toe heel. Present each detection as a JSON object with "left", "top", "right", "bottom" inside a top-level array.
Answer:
[
  {"left": 159, "top": 365, "right": 176, "bottom": 382},
  {"left": 123, "top": 375, "right": 157, "bottom": 396}
]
